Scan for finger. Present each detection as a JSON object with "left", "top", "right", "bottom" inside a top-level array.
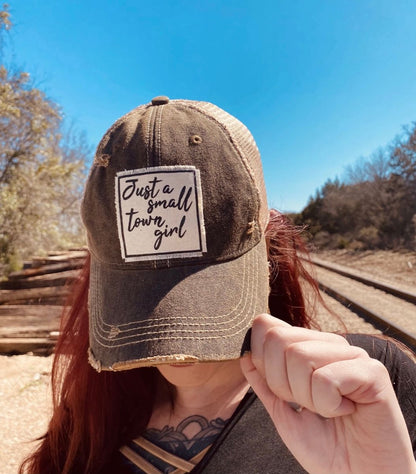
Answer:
[
  {"left": 250, "top": 313, "right": 290, "bottom": 377},
  {"left": 262, "top": 326, "right": 350, "bottom": 403},
  {"left": 241, "top": 353, "right": 335, "bottom": 445},
  {"left": 285, "top": 341, "right": 368, "bottom": 411},
  {"left": 250, "top": 314, "right": 344, "bottom": 374},
  {"left": 311, "top": 358, "right": 391, "bottom": 418}
]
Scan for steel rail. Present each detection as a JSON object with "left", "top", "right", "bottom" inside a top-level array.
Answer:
[
  {"left": 317, "top": 281, "right": 416, "bottom": 353},
  {"left": 311, "top": 257, "right": 416, "bottom": 305}
]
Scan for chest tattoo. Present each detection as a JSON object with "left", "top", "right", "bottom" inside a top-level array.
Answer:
[{"left": 145, "top": 415, "right": 229, "bottom": 459}]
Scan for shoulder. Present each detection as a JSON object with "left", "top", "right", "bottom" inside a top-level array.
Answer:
[
  {"left": 345, "top": 333, "right": 415, "bottom": 369},
  {"left": 345, "top": 333, "right": 416, "bottom": 388},
  {"left": 346, "top": 333, "right": 416, "bottom": 453}
]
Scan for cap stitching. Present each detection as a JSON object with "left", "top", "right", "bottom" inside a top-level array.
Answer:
[
  {"left": 146, "top": 106, "right": 155, "bottom": 167},
  {"left": 111, "top": 355, "right": 201, "bottom": 370},
  {"left": 156, "top": 105, "right": 164, "bottom": 167}
]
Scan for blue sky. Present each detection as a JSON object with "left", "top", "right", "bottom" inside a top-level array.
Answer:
[{"left": 4, "top": 0, "right": 416, "bottom": 212}]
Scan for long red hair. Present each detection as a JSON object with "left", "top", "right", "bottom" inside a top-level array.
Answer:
[{"left": 20, "top": 209, "right": 322, "bottom": 473}]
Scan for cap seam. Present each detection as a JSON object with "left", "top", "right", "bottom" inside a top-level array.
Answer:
[
  {"left": 94, "top": 104, "right": 150, "bottom": 167},
  {"left": 145, "top": 105, "right": 155, "bottom": 167}
]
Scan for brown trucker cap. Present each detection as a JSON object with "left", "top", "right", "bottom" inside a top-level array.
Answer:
[{"left": 81, "top": 97, "right": 270, "bottom": 371}]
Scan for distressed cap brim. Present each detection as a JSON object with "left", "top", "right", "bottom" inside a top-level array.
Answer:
[{"left": 88, "top": 238, "right": 269, "bottom": 370}]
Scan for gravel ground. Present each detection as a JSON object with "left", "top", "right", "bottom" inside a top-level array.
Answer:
[
  {"left": 0, "top": 354, "right": 52, "bottom": 474},
  {"left": 1, "top": 249, "right": 415, "bottom": 473},
  {"left": 316, "top": 266, "right": 416, "bottom": 336}
]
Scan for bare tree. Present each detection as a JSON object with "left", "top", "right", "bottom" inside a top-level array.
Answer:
[{"left": 0, "top": 6, "right": 89, "bottom": 272}]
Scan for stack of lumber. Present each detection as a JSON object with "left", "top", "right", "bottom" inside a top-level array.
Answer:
[{"left": 0, "top": 250, "right": 87, "bottom": 355}]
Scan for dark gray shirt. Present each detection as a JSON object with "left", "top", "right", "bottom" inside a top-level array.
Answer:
[{"left": 112, "top": 334, "right": 416, "bottom": 474}]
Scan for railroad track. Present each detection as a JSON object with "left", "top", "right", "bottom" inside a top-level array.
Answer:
[
  {"left": 1, "top": 251, "right": 415, "bottom": 355},
  {"left": 311, "top": 256, "right": 416, "bottom": 352}
]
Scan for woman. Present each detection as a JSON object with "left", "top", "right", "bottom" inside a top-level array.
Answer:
[{"left": 21, "top": 97, "right": 416, "bottom": 474}]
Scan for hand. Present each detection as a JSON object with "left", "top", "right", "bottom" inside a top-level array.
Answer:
[{"left": 240, "top": 313, "right": 416, "bottom": 474}]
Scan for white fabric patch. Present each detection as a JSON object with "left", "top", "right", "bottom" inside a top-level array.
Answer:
[{"left": 115, "top": 166, "right": 207, "bottom": 262}]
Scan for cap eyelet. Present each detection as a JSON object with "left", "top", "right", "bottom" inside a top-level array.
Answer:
[{"left": 189, "top": 134, "right": 203, "bottom": 145}]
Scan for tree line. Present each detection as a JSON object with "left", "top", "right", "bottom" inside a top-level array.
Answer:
[
  {"left": 0, "top": 4, "right": 88, "bottom": 274},
  {"left": 293, "top": 123, "right": 416, "bottom": 251}
]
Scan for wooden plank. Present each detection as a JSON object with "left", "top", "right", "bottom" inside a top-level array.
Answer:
[
  {"left": 8, "top": 260, "right": 85, "bottom": 280},
  {"left": 1, "top": 326, "right": 57, "bottom": 337},
  {"left": 0, "top": 269, "right": 78, "bottom": 289},
  {"left": 47, "top": 249, "right": 86, "bottom": 256},
  {"left": 0, "top": 286, "right": 71, "bottom": 305},
  {"left": 0, "top": 250, "right": 80, "bottom": 353},
  {"left": 0, "top": 305, "right": 63, "bottom": 337},
  {"left": 0, "top": 337, "right": 55, "bottom": 354},
  {"left": 7, "top": 297, "right": 67, "bottom": 306},
  {"left": 0, "top": 250, "right": 84, "bottom": 354},
  {"left": 30, "top": 250, "right": 88, "bottom": 266},
  {"left": 0, "top": 304, "right": 63, "bottom": 318}
]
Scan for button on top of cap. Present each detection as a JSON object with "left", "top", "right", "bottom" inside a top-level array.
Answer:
[{"left": 151, "top": 96, "right": 170, "bottom": 105}]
